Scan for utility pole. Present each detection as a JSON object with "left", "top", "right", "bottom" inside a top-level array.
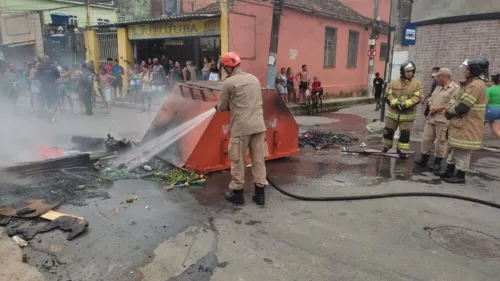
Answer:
[
  {"left": 367, "top": 0, "right": 380, "bottom": 97},
  {"left": 381, "top": 0, "right": 394, "bottom": 122},
  {"left": 86, "top": 0, "right": 91, "bottom": 30},
  {"left": 266, "top": 0, "right": 284, "bottom": 89}
]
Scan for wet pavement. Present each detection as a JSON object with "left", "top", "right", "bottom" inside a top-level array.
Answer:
[{"left": 2, "top": 101, "right": 500, "bottom": 281}]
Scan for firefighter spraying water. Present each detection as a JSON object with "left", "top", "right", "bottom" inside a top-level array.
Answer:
[{"left": 215, "top": 52, "right": 269, "bottom": 206}]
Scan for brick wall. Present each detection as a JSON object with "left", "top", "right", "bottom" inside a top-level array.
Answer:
[{"left": 409, "top": 20, "right": 500, "bottom": 96}]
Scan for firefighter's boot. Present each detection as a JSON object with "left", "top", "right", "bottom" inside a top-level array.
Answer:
[
  {"left": 434, "top": 164, "right": 455, "bottom": 178},
  {"left": 414, "top": 154, "right": 430, "bottom": 167},
  {"left": 252, "top": 185, "right": 265, "bottom": 206},
  {"left": 225, "top": 189, "right": 244, "bottom": 205},
  {"left": 443, "top": 170, "right": 466, "bottom": 184},
  {"left": 429, "top": 157, "right": 443, "bottom": 171}
]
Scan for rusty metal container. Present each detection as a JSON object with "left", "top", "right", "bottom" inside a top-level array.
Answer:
[{"left": 141, "top": 81, "right": 299, "bottom": 173}]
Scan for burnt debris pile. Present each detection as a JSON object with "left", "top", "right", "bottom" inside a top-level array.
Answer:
[{"left": 298, "top": 131, "right": 358, "bottom": 149}]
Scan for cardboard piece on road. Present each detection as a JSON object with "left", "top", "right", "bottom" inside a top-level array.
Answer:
[
  {"left": 41, "top": 210, "right": 85, "bottom": 221},
  {"left": 0, "top": 199, "right": 59, "bottom": 218}
]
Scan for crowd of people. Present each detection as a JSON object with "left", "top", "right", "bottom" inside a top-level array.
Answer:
[
  {"left": 0, "top": 54, "right": 225, "bottom": 121},
  {"left": 275, "top": 64, "right": 323, "bottom": 106},
  {"left": 2, "top": 56, "right": 95, "bottom": 122},
  {"left": 381, "top": 57, "right": 500, "bottom": 184},
  {"left": 119, "top": 55, "right": 222, "bottom": 112}
]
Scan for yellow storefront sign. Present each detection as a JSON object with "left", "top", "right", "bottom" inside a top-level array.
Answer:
[{"left": 128, "top": 18, "right": 220, "bottom": 40}]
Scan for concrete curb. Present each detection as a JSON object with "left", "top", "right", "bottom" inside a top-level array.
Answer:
[
  {"left": 289, "top": 97, "right": 376, "bottom": 115},
  {"left": 111, "top": 97, "right": 376, "bottom": 115}
]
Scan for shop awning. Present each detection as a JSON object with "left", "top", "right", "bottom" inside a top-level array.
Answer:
[{"left": 90, "top": 13, "right": 220, "bottom": 29}]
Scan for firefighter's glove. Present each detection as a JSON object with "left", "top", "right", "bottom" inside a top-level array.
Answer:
[
  {"left": 396, "top": 103, "right": 406, "bottom": 111},
  {"left": 389, "top": 98, "right": 399, "bottom": 107},
  {"left": 444, "top": 111, "right": 455, "bottom": 120}
]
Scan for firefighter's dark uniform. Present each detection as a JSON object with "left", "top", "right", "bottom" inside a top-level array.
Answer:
[{"left": 383, "top": 77, "right": 422, "bottom": 155}]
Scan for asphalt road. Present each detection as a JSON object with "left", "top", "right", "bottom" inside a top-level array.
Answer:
[{"left": 1, "top": 98, "right": 500, "bottom": 281}]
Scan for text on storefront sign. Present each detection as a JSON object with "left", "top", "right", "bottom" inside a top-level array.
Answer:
[{"left": 128, "top": 19, "right": 220, "bottom": 40}]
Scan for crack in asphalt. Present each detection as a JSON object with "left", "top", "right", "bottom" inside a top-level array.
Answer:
[{"left": 167, "top": 216, "right": 219, "bottom": 281}]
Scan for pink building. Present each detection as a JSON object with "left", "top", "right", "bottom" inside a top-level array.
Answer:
[
  {"left": 221, "top": 0, "right": 390, "bottom": 96},
  {"left": 340, "top": 0, "right": 391, "bottom": 23}
]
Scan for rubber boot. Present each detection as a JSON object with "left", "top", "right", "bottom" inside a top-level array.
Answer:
[
  {"left": 434, "top": 163, "right": 455, "bottom": 178},
  {"left": 414, "top": 154, "right": 430, "bottom": 167},
  {"left": 443, "top": 170, "right": 466, "bottom": 184},
  {"left": 252, "top": 185, "right": 265, "bottom": 206},
  {"left": 429, "top": 157, "right": 443, "bottom": 171},
  {"left": 225, "top": 189, "right": 244, "bottom": 205}
]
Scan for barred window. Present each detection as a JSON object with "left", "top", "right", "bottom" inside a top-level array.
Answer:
[
  {"left": 347, "top": 30, "right": 359, "bottom": 68},
  {"left": 324, "top": 27, "right": 337, "bottom": 68},
  {"left": 380, "top": 42, "right": 388, "bottom": 61}
]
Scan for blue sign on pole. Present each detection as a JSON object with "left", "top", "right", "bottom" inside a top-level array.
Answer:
[{"left": 403, "top": 23, "right": 417, "bottom": 46}]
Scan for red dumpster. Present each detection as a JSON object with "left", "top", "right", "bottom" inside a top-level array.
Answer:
[{"left": 141, "top": 81, "right": 299, "bottom": 173}]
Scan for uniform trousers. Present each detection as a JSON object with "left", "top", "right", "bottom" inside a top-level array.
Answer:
[
  {"left": 446, "top": 146, "right": 471, "bottom": 171},
  {"left": 228, "top": 132, "right": 269, "bottom": 190},
  {"left": 383, "top": 118, "right": 413, "bottom": 153},
  {"left": 421, "top": 123, "right": 447, "bottom": 157}
]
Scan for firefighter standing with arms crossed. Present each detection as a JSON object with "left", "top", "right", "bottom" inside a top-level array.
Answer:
[
  {"left": 414, "top": 68, "right": 459, "bottom": 170},
  {"left": 215, "top": 52, "right": 269, "bottom": 206},
  {"left": 437, "top": 57, "right": 489, "bottom": 184},
  {"left": 382, "top": 61, "right": 422, "bottom": 159}
]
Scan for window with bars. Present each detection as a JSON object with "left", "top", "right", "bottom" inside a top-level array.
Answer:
[
  {"left": 323, "top": 27, "right": 337, "bottom": 68},
  {"left": 97, "top": 18, "right": 110, "bottom": 25},
  {"left": 69, "top": 15, "right": 78, "bottom": 26},
  {"left": 380, "top": 42, "right": 388, "bottom": 61},
  {"left": 347, "top": 30, "right": 359, "bottom": 68}
]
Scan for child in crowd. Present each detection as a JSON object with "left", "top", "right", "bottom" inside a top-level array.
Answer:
[{"left": 311, "top": 76, "right": 323, "bottom": 107}]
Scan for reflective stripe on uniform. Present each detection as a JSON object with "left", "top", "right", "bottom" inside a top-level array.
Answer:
[
  {"left": 471, "top": 104, "right": 486, "bottom": 111},
  {"left": 404, "top": 100, "right": 412, "bottom": 107},
  {"left": 461, "top": 93, "right": 477, "bottom": 104},
  {"left": 413, "top": 91, "right": 421, "bottom": 97},
  {"left": 385, "top": 110, "right": 417, "bottom": 121},
  {"left": 390, "top": 99, "right": 398, "bottom": 106},
  {"left": 387, "top": 89, "right": 393, "bottom": 95},
  {"left": 448, "top": 137, "right": 482, "bottom": 149},
  {"left": 385, "top": 110, "right": 399, "bottom": 120},
  {"left": 397, "top": 142, "right": 410, "bottom": 150},
  {"left": 398, "top": 114, "right": 417, "bottom": 121}
]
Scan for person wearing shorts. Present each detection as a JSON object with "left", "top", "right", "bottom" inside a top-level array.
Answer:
[
  {"left": 130, "top": 65, "right": 142, "bottom": 105},
  {"left": 373, "top": 72, "right": 384, "bottom": 111},
  {"left": 276, "top": 67, "right": 288, "bottom": 103},
  {"left": 58, "top": 65, "right": 74, "bottom": 113},
  {"left": 286, "top": 67, "right": 297, "bottom": 103},
  {"left": 295, "top": 64, "right": 309, "bottom": 103},
  {"left": 98, "top": 67, "right": 116, "bottom": 115},
  {"left": 140, "top": 65, "right": 153, "bottom": 113},
  {"left": 486, "top": 74, "right": 500, "bottom": 138},
  {"left": 111, "top": 59, "right": 124, "bottom": 100},
  {"left": 28, "top": 61, "right": 40, "bottom": 111}
]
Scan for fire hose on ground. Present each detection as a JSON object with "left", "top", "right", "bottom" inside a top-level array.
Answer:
[{"left": 266, "top": 174, "right": 500, "bottom": 210}]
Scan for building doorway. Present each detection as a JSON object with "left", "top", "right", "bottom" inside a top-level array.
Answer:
[{"left": 133, "top": 36, "right": 220, "bottom": 71}]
